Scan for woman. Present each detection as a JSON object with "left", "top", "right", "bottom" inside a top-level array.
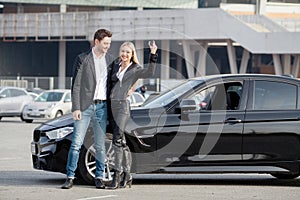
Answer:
[{"left": 107, "top": 41, "right": 158, "bottom": 189}]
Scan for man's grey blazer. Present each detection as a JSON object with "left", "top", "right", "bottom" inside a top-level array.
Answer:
[{"left": 71, "top": 49, "right": 114, "bottom": 112}]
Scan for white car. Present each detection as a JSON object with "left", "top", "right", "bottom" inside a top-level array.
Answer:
[
  {"left": 0, "top": 86, "right": 35, "bottom": 121},
  {"left": 128, "top": 92, "right": 146, "bottom": 107},
  {"left": 22, "top": 89, "right": 71, "bottom": 123}
]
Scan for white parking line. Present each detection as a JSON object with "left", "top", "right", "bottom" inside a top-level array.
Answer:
[
  {"left": 0, "top": 157, "right": 22, "bottom": 161},
  {"left": 76, "top": 195, "right": 118, "bottom": 200}
]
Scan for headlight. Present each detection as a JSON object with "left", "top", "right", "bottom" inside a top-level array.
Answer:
[
  {"left": 47, "top": 103, "right": 56, "bottom": 109},
  {"left": 23, "top": 105, "right": 30, "bottom": 111},
  {"left": 45, "top": 127, "right": 73, "bottom": 140}
]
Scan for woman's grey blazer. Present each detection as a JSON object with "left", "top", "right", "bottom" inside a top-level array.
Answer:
[
  {"left": 108, "top": 53, "right": 158, "bottom": 101},
  {"left": 71, "top": 49, "right": 114, "bottom": 112}
]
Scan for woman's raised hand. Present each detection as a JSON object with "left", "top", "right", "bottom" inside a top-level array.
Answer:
[{"left": 148, "top": 40, "right": 157, "bottom": 54}]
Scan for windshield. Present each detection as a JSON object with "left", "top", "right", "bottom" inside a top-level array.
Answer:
[
  {"left": 143, "top": 79, "right": 202, "bottom": 108},
  {"left": 36, "top": 92, "right": 64, "bottom": 102}
]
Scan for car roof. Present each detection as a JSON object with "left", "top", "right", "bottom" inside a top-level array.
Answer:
[
  {"left": 192, "top": 74, "right": 300, "bottom": 83},
  {"left": 0, "top": 86, "right": 28, "bottom": 91},
  {"left": 42, "top": 89, "right": 70, "bottom": 93}
]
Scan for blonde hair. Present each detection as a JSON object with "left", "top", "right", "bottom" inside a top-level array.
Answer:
[{"left": 119, "top": 41, "right": 139, "bottom": 64}]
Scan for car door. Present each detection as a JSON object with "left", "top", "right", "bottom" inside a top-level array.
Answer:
[
  {"left": 155, "top": 79, "right": 247, "bottom": 168},
  {"left": 11, "top": 88, "right": 31, "bottom": 113},
  {"left": 243, "top": 79, "right": 300, "bottom": 162},
  {"left": 0, "top": 88, "right": 28, "bottom": 114},
  {"left": 61, "top": 92, "right": 72, "bottom": 114},
  {"left": 0, "top": 88, "right": 12, "bottom": 113}
]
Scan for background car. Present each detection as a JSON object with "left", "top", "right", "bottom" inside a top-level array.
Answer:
[
  {"left": 23, "top": 89, "right": 71, "bottom": 123},
  {"left": 26, "top": 87, "right": 44, "bottom": 95},
  {"left": 28, "top": 92, "right": 39, "bottom": 100},
  {"left": 128, "top": 92, "right": 146, "bottom": 107},
  {"left": 31, "top": 74, "right": 300, "bottom": 185},
  {"left": 0, "top": 86, "right": 34, "bottom": 121}
]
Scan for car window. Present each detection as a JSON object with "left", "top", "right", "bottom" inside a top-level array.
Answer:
[
  {"left": 36, "top": 92, "right": 64, "bottom": 102},
  {"left": 186, "top": 82, "right": 243, "bottom": 111},
  {"left": 191, "top": 86, "right": 215, "bottom": 110},
  {"left": 134, "top": 93, "right": 144, "bottom": 103},
  {"left": 0, "top": 89, "right": 11, "bottom": 97},
  {"left": 64, "top": 93, "right": 71, "bottom": 102},
  {"left": 144, "top": 80, "right": 201, "bottom": 108},
  {"left": 253, "top": 80, "right": 297, "bottom": 110},
  {"left": 10, "top": 88, "right": 27, "bottom": 97}
]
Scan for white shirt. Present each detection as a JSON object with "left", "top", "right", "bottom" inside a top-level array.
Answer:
[
  {"left": 92, "top": 48, "right": 107, "bottom": 100},
  {"left": 117, "top": 62, "right": 132, "bottom": 82}
]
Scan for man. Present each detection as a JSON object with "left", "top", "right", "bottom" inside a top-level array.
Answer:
[{"left": 61, "top": 29, "right": 114, "bottom": 189}]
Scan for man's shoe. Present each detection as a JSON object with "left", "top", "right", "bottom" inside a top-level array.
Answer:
[
  {"left": 61, "top": 178, "right": 74, "bottom": 189},
  {"left": 95, "top": 178, "right": 105, "bottom": 189}
]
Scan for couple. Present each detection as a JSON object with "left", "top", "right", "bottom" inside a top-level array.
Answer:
[{"left": 61, "top": 29, "right": 158, "bottom": 189}]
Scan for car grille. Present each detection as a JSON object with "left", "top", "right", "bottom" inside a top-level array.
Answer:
[
  {"left": 28, "top": 114, "right": 45, "bottom": 118},
  {"left": 33, "top": 129, "right": 41, "bottom": 142}
]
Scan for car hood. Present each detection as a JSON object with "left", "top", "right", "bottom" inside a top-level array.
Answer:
[
  {"left": 36, "top": 106, "right": 162, "bottom": 131},
  {"left": 27, "top": 101, "right": 59, "bottom": 109},
  {"left": 40, "top": 113, "right": 74, "bottom": 129}
]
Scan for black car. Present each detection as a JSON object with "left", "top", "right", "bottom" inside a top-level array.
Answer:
[{"left": 31, "top": 74, "right": 300, "bottom": 184}]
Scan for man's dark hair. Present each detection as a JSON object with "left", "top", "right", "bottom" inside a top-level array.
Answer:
[{"left": 94, "top": 29, "right": 112, "bottom": 41}]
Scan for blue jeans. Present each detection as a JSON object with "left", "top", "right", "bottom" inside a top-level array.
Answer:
[{"left": 66, "top": 102, "right": 107, "bottom": 179}]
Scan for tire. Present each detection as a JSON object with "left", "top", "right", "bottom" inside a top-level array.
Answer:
[
  {"left": 270, "top": 173, "right": 300, "bottom": 179},
  {"left": 20, "top": 114, "right": 33, "bottom": 123},
  {"left": 103, "top": 138, "right": 133, "bottom": 185},
  {"left": 77, "top": 136, "right": 94, "bottom": 185},
  {"left": 55, "top": 111, "right": 63, "bottom": 118},
  {"left": 77, "top": 133, "right": 121, "bottom": 185}
]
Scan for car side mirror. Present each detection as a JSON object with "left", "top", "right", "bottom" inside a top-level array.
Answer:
[
  {"left": 179, "top": 99, "right": 197, "bottom": 112},
  {"left": 177, "top": 99, "right": 197, "bottom": 121}
]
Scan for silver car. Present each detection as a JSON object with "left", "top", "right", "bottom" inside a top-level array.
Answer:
[
  {"left": 0, "top": 86, "right": 34, "bottom": 121},
  {"left": 22, "top": 89, "right": 71, "bottom": 123}
]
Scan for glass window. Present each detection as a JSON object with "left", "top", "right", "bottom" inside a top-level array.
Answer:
[
  {"left": 0, "top": 89, "right": 11, "bottom": 97},
  {"left": 10, "top": 89, "right": 26, "bottom": 97},
  {"left": 253, "top": 81, "right": 297, "bottom": 110},
  {"left": 64, "top": 93, "right": 71, "bottom": 102},
  {"left": 185, "top": 82, "right": 243, "bottom": 111},
  {"left": 36, "top": 92, "right": 64, "bottom": 102},
  {"left": 143, "top": 80, "right": 201, "bottom": 108},
  {"left": 134, "top": 94, "right": 144, "bottom": 103}
]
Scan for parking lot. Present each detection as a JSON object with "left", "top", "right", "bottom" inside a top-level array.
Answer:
[{"left": 1, "top": 117, "right": 300, "bottom": 200}]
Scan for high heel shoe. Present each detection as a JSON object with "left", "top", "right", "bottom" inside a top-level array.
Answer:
[
  {"left": 119, "top": 172, "right": 132, "bottom": 188},
  {"left": 107, "top": 171, "right": 121, "bottom": 190}
]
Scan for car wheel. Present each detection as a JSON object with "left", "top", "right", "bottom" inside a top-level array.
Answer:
[
  {"left": 55, "top": 111, "right": 63, "bottom": 118},
  {"left": 77, "top": 134, "right": 117, "bottom": 185},
  {"left": 20, "top": 114, "right": 33, "bottom": 123},
  {"left": 103, "top": 139, "right": 133, "bottom": 186},
  {"left": 20, "top": 114, "right": 25, "bottom": 121},
  {"left": 270, "top": 173, "right": 300, "bottom": 179}
]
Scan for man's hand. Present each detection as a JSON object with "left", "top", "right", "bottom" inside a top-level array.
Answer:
[{"left": 73, "top": 110, "right": 81, "bottom": 120}]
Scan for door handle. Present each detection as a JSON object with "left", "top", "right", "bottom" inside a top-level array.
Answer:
[{"left": 225, "top": 118, "right": 242, "bottom": 124}]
